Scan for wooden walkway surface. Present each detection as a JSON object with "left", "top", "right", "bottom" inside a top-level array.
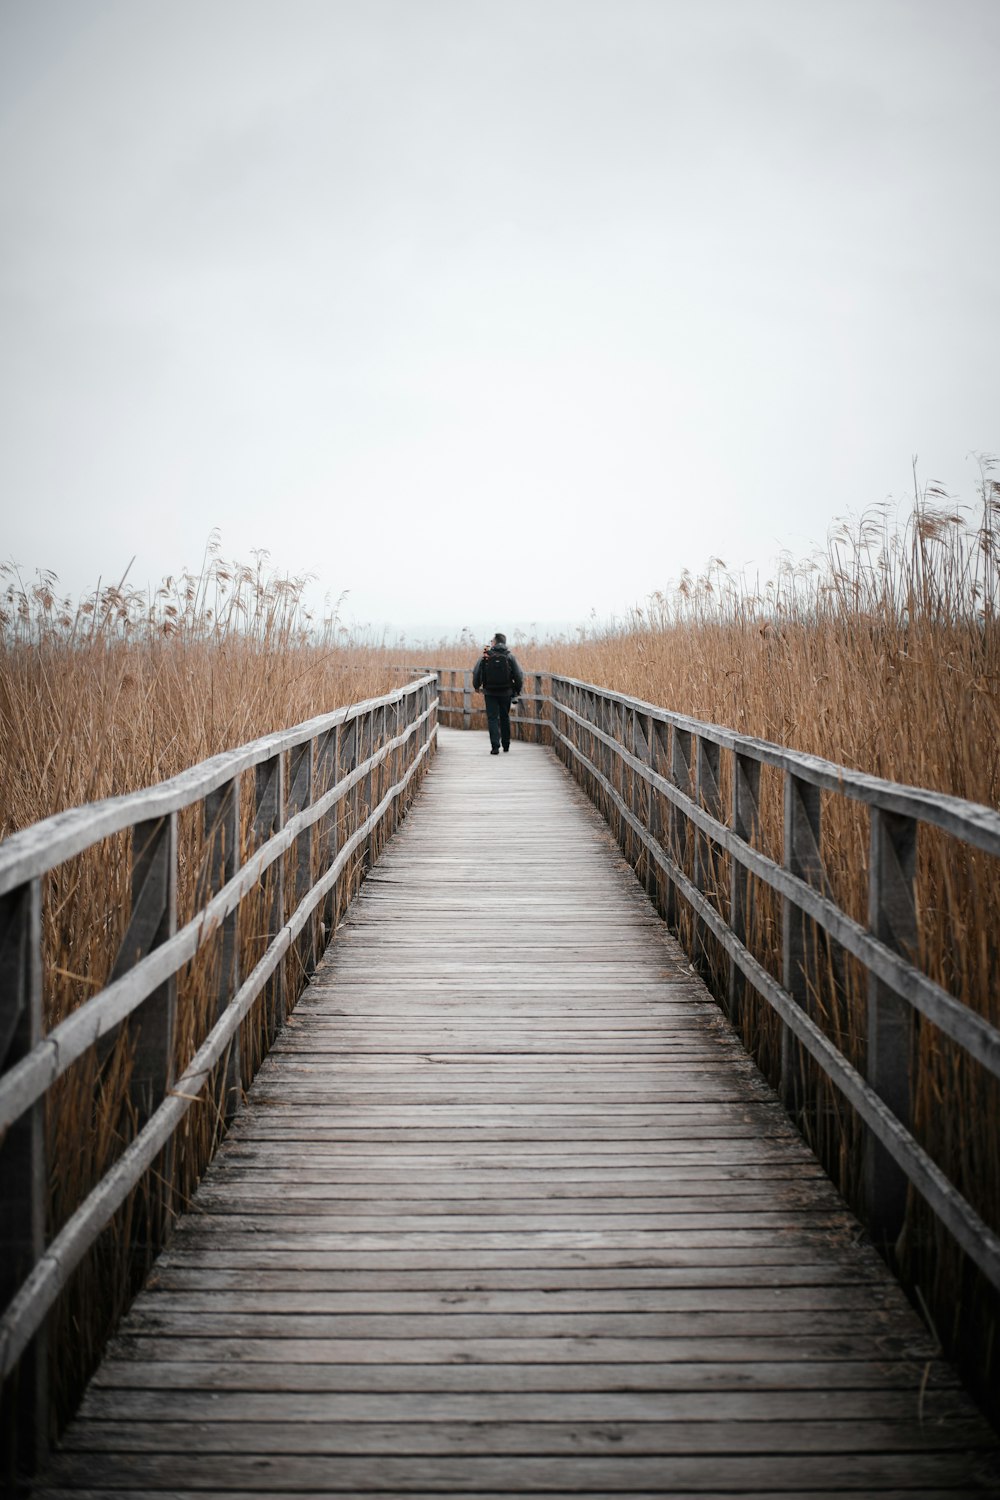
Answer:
[{"left": 39, "top": 728, "right": 1000, "bottom": 1496}]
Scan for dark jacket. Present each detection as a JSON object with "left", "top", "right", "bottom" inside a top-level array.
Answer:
[{"left": 473, "top": 644, "right": 524, "bottom": 697}]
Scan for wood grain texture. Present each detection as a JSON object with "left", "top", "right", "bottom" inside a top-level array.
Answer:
[{"left": 40, "top": 729, "right": 1000, "bottom": 1496}]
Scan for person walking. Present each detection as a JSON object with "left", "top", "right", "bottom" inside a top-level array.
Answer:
[{"left": 472, "top": 633, "right": 525, "bottom": 754}]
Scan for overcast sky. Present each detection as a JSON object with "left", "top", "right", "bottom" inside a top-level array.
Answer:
[{"left": 1, "top": 0, "right": 997, "bottom": 639}]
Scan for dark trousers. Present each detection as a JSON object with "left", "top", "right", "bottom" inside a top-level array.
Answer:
[{"left": 484, "top": 693, "right": 512, "bottom": 751}]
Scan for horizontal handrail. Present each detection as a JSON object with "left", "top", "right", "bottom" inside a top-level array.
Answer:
[
  {"left": 0, "top": 682, "right": 429, "bottom": 894},
  {"left": 551, "top": 674, "right": 1000, "bottom": 857},
  {"left": 552, "top": 696, "right": 1000, "bottom": 1079},
  {"left": 0, "top": 701, "right": 436, "bottom": 1136},
  {"left": 0, "top": 725, "right": 434, "bottom": 1381}
]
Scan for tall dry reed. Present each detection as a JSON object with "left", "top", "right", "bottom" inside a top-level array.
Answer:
[
  {"left": 0, "top": 536, "right": 399, "bottom": 839},
  {"left": 536, "top": 458, "right": 1000, "bottom": 1415},
  {"left": 0, "top": 538, "right": 408, "bottom": 1441}
]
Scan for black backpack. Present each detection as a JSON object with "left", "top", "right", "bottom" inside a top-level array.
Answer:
[{"left": 482, "top": 648, "right": 514, "bottom": 691}]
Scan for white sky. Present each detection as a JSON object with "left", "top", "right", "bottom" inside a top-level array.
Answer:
[{"left": 1, "top": 0, "right": 998, "bottom": 640}]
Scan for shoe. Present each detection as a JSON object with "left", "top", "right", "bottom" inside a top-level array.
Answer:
[
  {"left": 502, "top": 746, "right": 510, "bottom": 752},
  {"left": 490, "top": 748, "right": 500, "bottom": 755}
]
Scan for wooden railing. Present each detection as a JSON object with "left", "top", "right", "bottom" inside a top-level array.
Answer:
[
  {"left": 542, "top": 672, "right": 1000, "bottom": 1406},
  {"left": 0, "top": 676, "right": 437, "bottom": 1474},
  {"left": 6, "top": 658, "right": 1000, "bottom": 1454},
  {"left": 420, "top": 664, "right": 1000, "bottom": 1400}
]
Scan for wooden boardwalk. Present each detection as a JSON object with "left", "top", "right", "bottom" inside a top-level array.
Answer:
[{"left": 38, "top": 728, "right": 1000, "bottom": 1496}]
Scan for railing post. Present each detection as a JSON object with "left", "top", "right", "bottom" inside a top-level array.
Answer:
[
  {"left": 533, "top": 673, "right": 543, "bottom": 744},
  {"left": 865, "top": 807, "right": 918, "bottom": 1257},
  {"left": 317, "top": 725, "right": 340, "bottom": 944},
  {"left": 781, "top": 773, "right": 823, "bottom": 1117},
  {"left": 104, "top": 813, "right": 179, "bottom": 1263},
  {"left": 667, "top": 727, "right": 692, "bottom": 928},
  {"left": 728, "top": 752, "right": 761, "bottom": 1029},
  {"left": 607, "top": 699, "right": 622, "bottom": 840},
  {"left": 694, "top": 736, "right": 722, "bottom": 969},
  {"left": 337, "top": 716, "right": 358, "bottom": 918},
  {"left": 548, "top": 678, "right": 561, "bottom": 758},
  {"left": 288, "top": 738, "right": 316, "bottom": 983},
  {"left": 415, "top": 683, "right": 425, "bottom": 753},
  {"left": 254, "top": 754, "right": 285, "bottom": 1039},
  {"left": 463, "top": 670, "right": 472, "bottom": 731},
  {"left": 360, "top": 708, "right": 375, "bottom": 875},
  {"left": 0, "top": 878, "right": 47, "bottom": 1481},
  {"left": 619, "top": 708, "right": 635, "bottom": 865},
  {"left": 203, "top": 778, "right": 241, "bottom": 1123},
  {"left": 385, "top": 698, "right": 401, "bottom": 837},
  {"left": 648, "top": 718, "right": 670, "bottom": 918},
  {"left": 116, "top": 815, "right": 179, "bottom": 1125},
  {"left": 632, "top": 712, "right": 651, "bottom": 891},
  {"left": 370, "top": 703, "right": 388, "bottom": 855}
]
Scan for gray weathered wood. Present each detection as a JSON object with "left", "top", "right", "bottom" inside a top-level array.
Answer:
[
  {"left": 0, "top": 711, "right": 435, "bottom": 1141},
  {"left": 667, "top": 724, "right": 692, "bottom": 927},
  {"left": 781, "top": 772, "right": 823, "bottom": 1114},
  {"left": 728, "top": 750, "right": 760, "bottom": 1027},
  {"left": 108, "top": 814, "right": 179, "bottom": 1255},
  {"left": 0, "top": 878, "right": 47, "bottom": 1480},
  {"left": 865, "top": 807, "right": 918, "bottom": 1254},
  {"left": 551, "top": 691, "right": 1000, "bottom": 1077},
  {"left": 0, "top": 701, "right": 436, "bottom": 1399},
  {"left": 288, "top": 738, "right": 315, "bottom": 980},
  {"left": 0, "top": 680, "right": 436, "bottom": 894},
  {"left": 550, "top": 672, "right": 1000, "bottom": 856},
  {"left": 203, "top": 776, "right": 241, "bottom": 1122},
  {"left": 34, "top": 729, "right": 998, "bottom": 1496},
  {"left": 315, "top": 724, "right": 339, "bottom": 942},
  {"left": 694, "top": 733, "right": 722, "bottom": 969},
  {"left": 8, "top": 661, "right": 1000, "bottom": 1490},
  {"left": 254, "top": 752, "right": 286, "bottom": 1041}
]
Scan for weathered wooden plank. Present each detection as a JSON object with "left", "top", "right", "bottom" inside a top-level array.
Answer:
[
  {"left": 155, "top": 1229, "right": 882, "bottom": 1252},
  {"left": 98, "top": 1333, "right": 942, "bottom": 1365},
  {"left": 75, "top": 1386, "right": 973, "bottom": 1424},
  {"left": 57, "top": 1416, "right": 995, "bottom": 1455},
  {"left": 27, "top": 1490, "right": 992, "bottom": 1500},
  {"left": 153, "top": 1244, "right": 889, "bottom": 1272},
  {"left": 113, "top": 1308, "right": 915, "bottom": 1341},
  {"left": 87, "top": 1356, "right": 960, "bottom": 1394},
  {"left": 146, "top": 1263, "right": 887, "bottom": 1291},
  {"left": 187, "top": 1189, "right": 844, "bottom": 1215},
  {"left": 193, "top": 1174, "right": 829, "bottom": 1198},
  {"left": 28, "top": 1488, "right": 990, "bottom": 1500},
  {"left": 135, "top": 1285, "right": 910, "bottom": 1315},
  {"left": 38, "top": 1449, "right": 1000, "bottom": 1491}
]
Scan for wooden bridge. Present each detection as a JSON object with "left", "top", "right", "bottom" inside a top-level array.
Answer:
[{"left": 2, "top": 675, "right": 1000, "bottom": 1493}]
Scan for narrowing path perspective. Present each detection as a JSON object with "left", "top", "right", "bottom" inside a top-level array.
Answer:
[{"left": 37, "top": 728, "right": 1000, "bottom": 1495}]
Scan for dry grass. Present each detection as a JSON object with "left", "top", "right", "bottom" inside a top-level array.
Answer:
[
  {"left": 533, "top": 459, "right": 1000, "bottom": 1415},
  {"left": 0, "top": 539, "right": 408, "bottom": 1442},
  {"left": 0, "top": 538, "right": 399, "bottom": 840}
]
